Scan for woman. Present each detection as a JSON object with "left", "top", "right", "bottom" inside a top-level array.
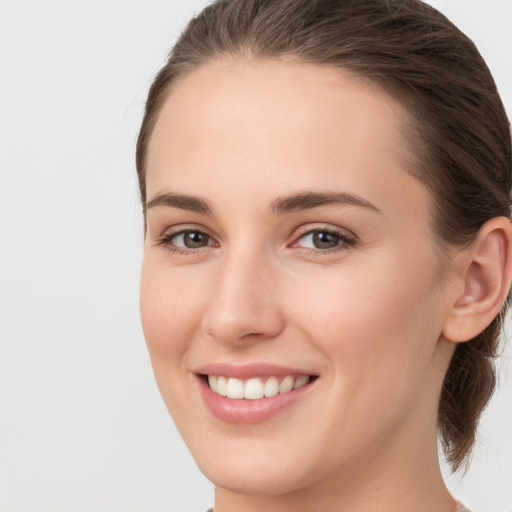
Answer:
[{"left": 136, "top": 1, "right": 512, "bottom": 511}]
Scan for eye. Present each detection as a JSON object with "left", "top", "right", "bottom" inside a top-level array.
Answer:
[
  {"left": 299, "top": 231, "right": 341, "bottom": 249},
  {"left": 173, "top": 231, "right": 212, "bottom": 249},
  {"left": 157, "top": 229, "right": 217, "bottom": 253},
  {"left": 292, "top": 228, "right": 356, "bottom": 252}
]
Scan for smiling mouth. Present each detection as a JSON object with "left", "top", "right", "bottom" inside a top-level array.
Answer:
[{"left": 205, "top": 374, "right": 316, "bottom": 400}]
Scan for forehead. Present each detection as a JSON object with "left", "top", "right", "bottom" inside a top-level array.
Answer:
[
  {"left": 146, "top": 58, "right": 430, "bottom": 225},
  {"left": 148, "top": 59, "right": 411, "bottom": 170}
]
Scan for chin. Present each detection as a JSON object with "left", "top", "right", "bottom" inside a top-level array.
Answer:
[
  {"left": 199, "top": 456, "right": 312, "bottom": 496},
  {"left": 182, "top": 428, "right": 331, "bottom": 497}
]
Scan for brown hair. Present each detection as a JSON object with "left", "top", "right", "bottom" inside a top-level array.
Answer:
[{"left": 136, "top": 0, "right": 511, "bottom": 472}]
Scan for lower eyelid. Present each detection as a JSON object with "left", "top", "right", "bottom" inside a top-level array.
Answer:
[{"left": 298, "top": 244, "right": 353, "bottom": 255}]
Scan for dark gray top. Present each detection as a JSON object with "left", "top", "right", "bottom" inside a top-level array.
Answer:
[{"left": 207, "top": 506, "right": 471, "bottom": 511}]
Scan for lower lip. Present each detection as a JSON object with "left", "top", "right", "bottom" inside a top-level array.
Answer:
[{"left": 198, "top": 377, "right": 316, "bottom": 425}]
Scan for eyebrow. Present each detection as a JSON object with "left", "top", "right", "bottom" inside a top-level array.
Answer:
[
  {"left": 271, "top": 191, "right": 381, "bottom": 214},
  {"left": 145, "top": 190, "right": 381, "bottom": 216},
  {"left": 146, "top": 192, "right": 213, "bottom": 215}
]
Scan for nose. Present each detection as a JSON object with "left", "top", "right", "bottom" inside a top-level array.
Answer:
[{"left": 200, "top": 249, "right": 285, "bottom": 346}]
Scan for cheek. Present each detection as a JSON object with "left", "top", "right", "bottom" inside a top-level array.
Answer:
[
  {"left": 293, "top": 258, "right": 441, "bottom": 344},
  {"left": 139, "top": 258, "right": 214, "bottom": 431},
  {"left": 287, "top": 251, "right": 445, "bottom": 407},
  {"left": 139, "top": 257, "right": 206, "bottom": 378}
]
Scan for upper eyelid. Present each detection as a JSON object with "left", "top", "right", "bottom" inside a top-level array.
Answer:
[
  {"left": 292, "top": 223, "right": 357, "bottom": 240},
  {"left": 162, "top": 224, "right": 354, "bottom": 238},
  {"left": 158, "top": 224, "right": 217, "bottom": 239},
  {"left": 154, "top": 226, "right": 218, "bottom": 249}
]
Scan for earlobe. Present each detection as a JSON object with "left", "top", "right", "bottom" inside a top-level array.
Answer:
[{"left": 442, "top": 217, "right": 512, "bottom": 343}]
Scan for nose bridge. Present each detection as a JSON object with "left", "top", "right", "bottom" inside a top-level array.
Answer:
[{"left": 201, "top": 244, "right": 283, "bottom": 344}]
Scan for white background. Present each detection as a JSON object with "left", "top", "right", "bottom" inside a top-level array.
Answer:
[{"left": 0, "top": 1, "right": 511, "bottom": 511}]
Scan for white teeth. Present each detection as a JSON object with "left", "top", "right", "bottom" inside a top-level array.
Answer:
[
  {"left": 226, "top": 377, "right": 244, "bottom": 399},
  {"left": 279, "top": 376, "right": 294, "bottom": 394},
  {"left": 244, "top": 378, "right": 265, "bottom": 400},
  {"left": 264, "top": 376, "right": 279, "bottom": 398},
  {"left": 293, "top": 375, "right": 310, "bottom": 389},
  {"left": 208, "top": 375, "right": 217, "bottom": 391},
  {"left": 208, "top": 374, "right": 312, "bottom": 399},
  {"left": 217, "top": 376, "right": 227, "bottom": 396}
]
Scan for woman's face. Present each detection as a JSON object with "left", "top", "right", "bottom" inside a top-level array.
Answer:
[{"left": 140, "top": 60, "right": 459, "bottom": 495}]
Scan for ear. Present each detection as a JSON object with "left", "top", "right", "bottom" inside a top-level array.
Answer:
[{"left": 442, "top": 217, "right": 512, "bottom": 343}]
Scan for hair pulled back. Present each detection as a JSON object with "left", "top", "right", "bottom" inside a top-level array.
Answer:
[{"left": 136, "top": 0, "right": 512, "bottom": 472}]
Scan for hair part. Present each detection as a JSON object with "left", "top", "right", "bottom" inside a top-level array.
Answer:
[{"left": 136, "top": 0, "right": 512, "bottom": 472}]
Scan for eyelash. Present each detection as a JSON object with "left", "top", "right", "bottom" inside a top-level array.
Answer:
[
  {"left": 291, "top": 227, "right": 357, "bottom": 255},
  {"left": 156, "top": 229, "right": 217, "bottom": 256},
  {"left": 156, "top": 226, "right": 357, "bottom": 256}
]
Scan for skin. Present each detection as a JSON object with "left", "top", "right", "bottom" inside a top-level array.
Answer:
[{"left": 139, "top": 59, "right": 504, "bottom": 512}]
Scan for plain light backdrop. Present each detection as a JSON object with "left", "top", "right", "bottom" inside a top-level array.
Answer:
[{"left": 0, "top": 1, "right": 511, "bottom": 511}]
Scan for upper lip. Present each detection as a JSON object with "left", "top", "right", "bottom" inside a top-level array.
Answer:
[{"left": 194, "top": 362, "right": 317, "bottom": 379}]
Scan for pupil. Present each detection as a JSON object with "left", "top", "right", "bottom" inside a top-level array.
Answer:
[
  {"left": 184, "top": 232, "right": 208, "bottom": 248},
  {"left": 313, "top": 231, "right": 339, "bottom": 249}
]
